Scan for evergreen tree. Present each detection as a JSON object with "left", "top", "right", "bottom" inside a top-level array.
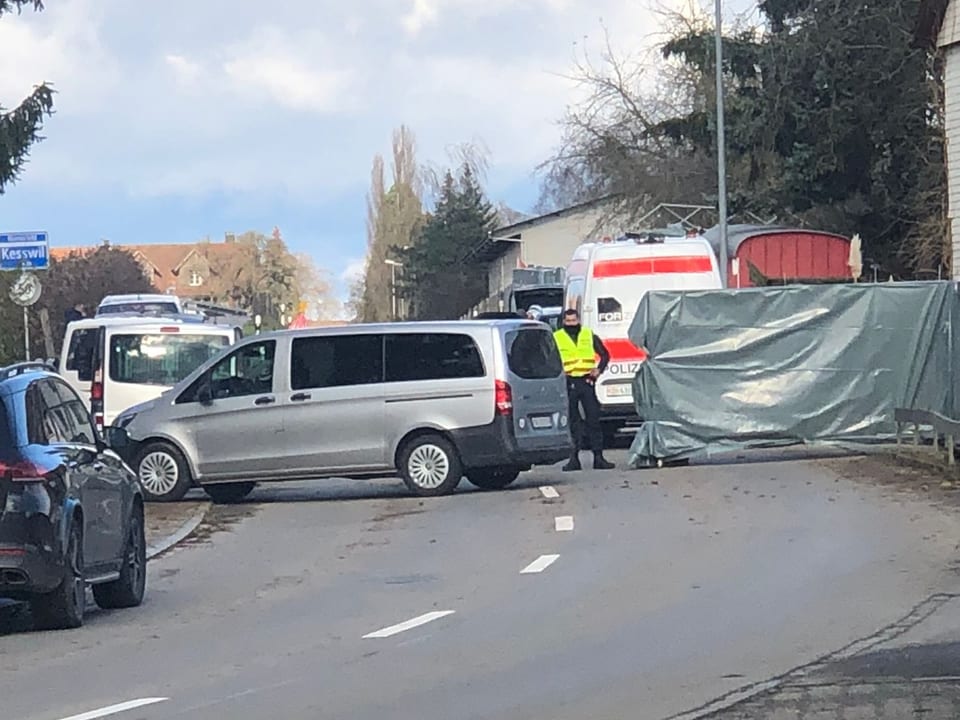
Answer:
[
  {"left": 0, "top": 1, "right": 55, "bottom": 192},
  {"left": 403, "top": 164, "right": 497, "bottom": 320}
]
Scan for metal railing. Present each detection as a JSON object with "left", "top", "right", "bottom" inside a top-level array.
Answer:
[{"left": 894, "top": 408, "right": 960, "bottom": 467}]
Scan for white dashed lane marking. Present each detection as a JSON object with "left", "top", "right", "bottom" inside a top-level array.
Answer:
[
  {"left": 520, "top": 554, "right": 560, "bottom": 574},
  {"left": 362, "top": 610, "right": 456, "bottom": 639},
  {"left": 539, "top": 485, "right": 560, "bottom": 499},
  {"left": 554, "top": 516, "right": 574, "bottom": 532},
  {"left": 56, "top": 698, "right": 168, "bottom": 720}
]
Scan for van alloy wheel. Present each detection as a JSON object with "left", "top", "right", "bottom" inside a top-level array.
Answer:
[
  {"left": 398, "top": 435, "right": 463, "bottom": 496},
  {"left": 139, "top": 451, "right": 180, "bottom": 497},
  {"left": 407, "top": 444, "right": 450, "bottom": 490}
]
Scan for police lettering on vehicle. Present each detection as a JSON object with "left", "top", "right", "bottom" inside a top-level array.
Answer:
[
  {"left": 597, "top": 311, "right": 635, "bottom": 324},
  {"left": 606, "top": 361, "right": 642, "bottom": 375}
]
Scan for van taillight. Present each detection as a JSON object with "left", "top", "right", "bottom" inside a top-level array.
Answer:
[
  {"left": 495, "top": 380, "right": 513, "bottom": 416},
  {"left": 90, "top": 381, "right": 103, "bottom": 401}
]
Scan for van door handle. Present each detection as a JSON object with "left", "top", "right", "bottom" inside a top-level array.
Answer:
[
  {"left": 290, "top": 392, "right": 311, "bottom": 402},
  {"left": 254, "top": 396, "right": 275, "bottom": 406}
]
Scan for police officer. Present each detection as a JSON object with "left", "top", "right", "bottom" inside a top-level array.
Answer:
[{"left": 553, "top": 308, "right": 615, "bottom": 471}]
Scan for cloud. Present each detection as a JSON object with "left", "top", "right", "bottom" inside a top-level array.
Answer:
[
  {"left": 0, "top": 0, "right": 757, "bottom": 276},
  {"left": 223, "top": 54, "right": 354, "bottom": 113},
  {"left": 341, "top": 257, "right": 367, "bottom": 282},
  {"left": 402, "top": 0, "right": 439, "bottom": 35},
  {"left": 165, "top": 53, "right": 201, "bottom": 84}
]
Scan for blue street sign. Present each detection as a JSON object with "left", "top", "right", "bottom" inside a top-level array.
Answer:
[{"left": 0, "top": 231, "right": 49, "bottom": 271}]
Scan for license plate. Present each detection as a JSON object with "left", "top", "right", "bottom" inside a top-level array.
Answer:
[
  {"left": 531, "top": 415, "right": 553, "bottom": 429},
  {"left": 606, "top": 384, "right": 633, "bottom": 398}
]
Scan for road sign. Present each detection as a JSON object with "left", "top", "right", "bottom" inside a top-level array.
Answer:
[
  {"left": 9, "top": 271, "right": 41, "bottom": 307},
  {"left": 0, "top": 231, "right": 49, "bottom": 271}
]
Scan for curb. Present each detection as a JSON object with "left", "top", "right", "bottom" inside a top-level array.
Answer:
[
  {"left": 665, "top": 592, "right": 959, "bottom": 720},
  {"left": 146, "top": 504, "right": 209, "bottom": 561}
]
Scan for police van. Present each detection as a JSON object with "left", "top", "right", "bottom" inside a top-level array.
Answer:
[
  {"left": 563, "top": 232, "right": 722, "bottom": 436},
  {"left": 60, "top": 315, "right": 241, "bottom": 432}
]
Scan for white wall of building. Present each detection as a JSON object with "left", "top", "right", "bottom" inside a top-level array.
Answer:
[
  {"left": 941, "top": 9, "right": 960, "bottom": 278},
  {"left": 485, "top": 204, "right": 627, "bottom": 298}
]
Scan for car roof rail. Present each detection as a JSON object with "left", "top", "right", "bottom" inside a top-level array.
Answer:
[{"left": 0, "top": 360, "right": 56, "bottom": 381}]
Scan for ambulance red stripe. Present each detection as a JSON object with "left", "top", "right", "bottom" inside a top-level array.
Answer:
[
  {"left": 591, "top": 255, "right": 714, "bottom": 277},
  {"left": 601, "top": 338, "right": 647, "bottom": 362}
]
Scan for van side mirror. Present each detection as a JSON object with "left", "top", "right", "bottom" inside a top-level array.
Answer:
[
  {"left": 197, "top": 379, "right": 214, "bottom": 406},
  {"left": 103, "top": 426, "right": 129, "bottom": 450}
]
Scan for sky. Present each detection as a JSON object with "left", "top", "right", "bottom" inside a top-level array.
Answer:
[{"left": 0, "top": 0, "right": 753, "bottom": 314}]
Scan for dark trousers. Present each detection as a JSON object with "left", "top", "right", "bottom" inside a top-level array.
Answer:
[{"left": 567, "top": 376, "right": 603, "bottom": 454}]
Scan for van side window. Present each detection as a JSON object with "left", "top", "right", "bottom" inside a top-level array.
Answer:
[
  {"left": 177, "top": 340, "right": 276, "bottom": 403},
  {"left": 66, "top": 328, "right": 97, "bottom": 382},
  {"left": 385, "top": 333, "right": 485, "bottom": 382},
  {"left": 290, "top": 335, "right": 383, "bottom": 390}
]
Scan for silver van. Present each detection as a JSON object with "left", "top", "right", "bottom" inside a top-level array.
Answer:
[{"left": 108, "top": 320, "right": 573, "bottom": 502}]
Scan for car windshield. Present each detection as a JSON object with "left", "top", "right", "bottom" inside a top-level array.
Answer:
[{"left": 109, "top": 333, "right": 231, "bottom": 386}]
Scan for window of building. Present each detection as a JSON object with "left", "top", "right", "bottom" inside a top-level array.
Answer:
[
  {"left": 189, "top": 270, "right": 203, "bottom": 287},
  {"left": 385, "top": 333, "right": 485, "bottom": 382}
]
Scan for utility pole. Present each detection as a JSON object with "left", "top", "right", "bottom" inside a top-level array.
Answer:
[{"left": 715, "top": 0, "right": 729, "bottom": 287}]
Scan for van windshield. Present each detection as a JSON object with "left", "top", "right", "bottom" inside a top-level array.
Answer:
[
  {"left": 109, "top": 333, "right": 231, "bottom": 386},
  {"left": 505, "top": 328, "right": 563, "bottom": 379},
  {"left": 98, "top": 301, "right": 180, "bottom": 316}
]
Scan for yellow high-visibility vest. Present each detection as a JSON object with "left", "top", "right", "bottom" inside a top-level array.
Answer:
[{"left": 553, "top": 327, "right": 596, "bottom": 377}]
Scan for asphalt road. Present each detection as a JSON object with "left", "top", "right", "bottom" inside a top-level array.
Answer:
[{"left": 3, "top": 449, "right": 960, "bottom": 720}]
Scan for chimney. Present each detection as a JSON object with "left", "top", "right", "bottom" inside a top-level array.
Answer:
[{"left": 225, "top": 232, "right": 235, "bottom": 244}]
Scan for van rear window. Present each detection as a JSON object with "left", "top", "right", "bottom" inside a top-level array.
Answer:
[
  {"left": 98, "top": 301, "right": 180, "bottom": 316},
  {"left": 505, "top": 328, "right": 563, "bottom": 380},
  {"left": 109, "top": 333, "right": 230, "bottom": 386}
]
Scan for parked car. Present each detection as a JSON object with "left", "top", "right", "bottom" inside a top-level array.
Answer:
[
  {"left": 0, "top": 362, "right": 146, "bottom": 629},
  {"left": 109, "top": 320, "right": 573, "bottom": 502}
]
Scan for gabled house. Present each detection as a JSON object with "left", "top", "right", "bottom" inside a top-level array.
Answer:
[{"left": 50, "top": 237, "right": 247, "bottom": 303}]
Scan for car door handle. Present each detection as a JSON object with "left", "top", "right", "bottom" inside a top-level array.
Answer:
[
  {"left": 290, "top": 392, "right": 311, "bottom": 402},
  {"left": 254, "top": 396, "right": 275, "bottom": 406}
]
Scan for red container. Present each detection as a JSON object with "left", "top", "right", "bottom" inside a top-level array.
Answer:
[{"left": 709, "top": 226, "right": 852, "bottom": 288}]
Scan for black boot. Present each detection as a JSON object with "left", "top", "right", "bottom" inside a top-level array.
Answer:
[
  {"left": 563, "top": 453, "right": 582, "bottom": 472},
  {"left": 593, "top": 453, "right": 615, "bottom": 470}
]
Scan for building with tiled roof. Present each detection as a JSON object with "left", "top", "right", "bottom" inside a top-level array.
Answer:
[{"left": 50, "top": 235, "right": 248, "bottom": 303}]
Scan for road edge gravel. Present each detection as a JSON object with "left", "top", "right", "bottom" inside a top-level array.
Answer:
[{"left": 146, "top": 505, "right": 209, "bottom": 560}]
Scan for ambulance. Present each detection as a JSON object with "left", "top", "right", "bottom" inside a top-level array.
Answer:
[{"left": 563, "top": 232, "right": 722, "bottom": 437}]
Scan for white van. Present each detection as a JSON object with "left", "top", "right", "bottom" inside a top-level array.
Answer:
[
  {"left": 60, "top": 317, "right": 241, "bottom": 431},
  {"left": 564, "top": 233, "right": 722, "bottom": 434}
]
